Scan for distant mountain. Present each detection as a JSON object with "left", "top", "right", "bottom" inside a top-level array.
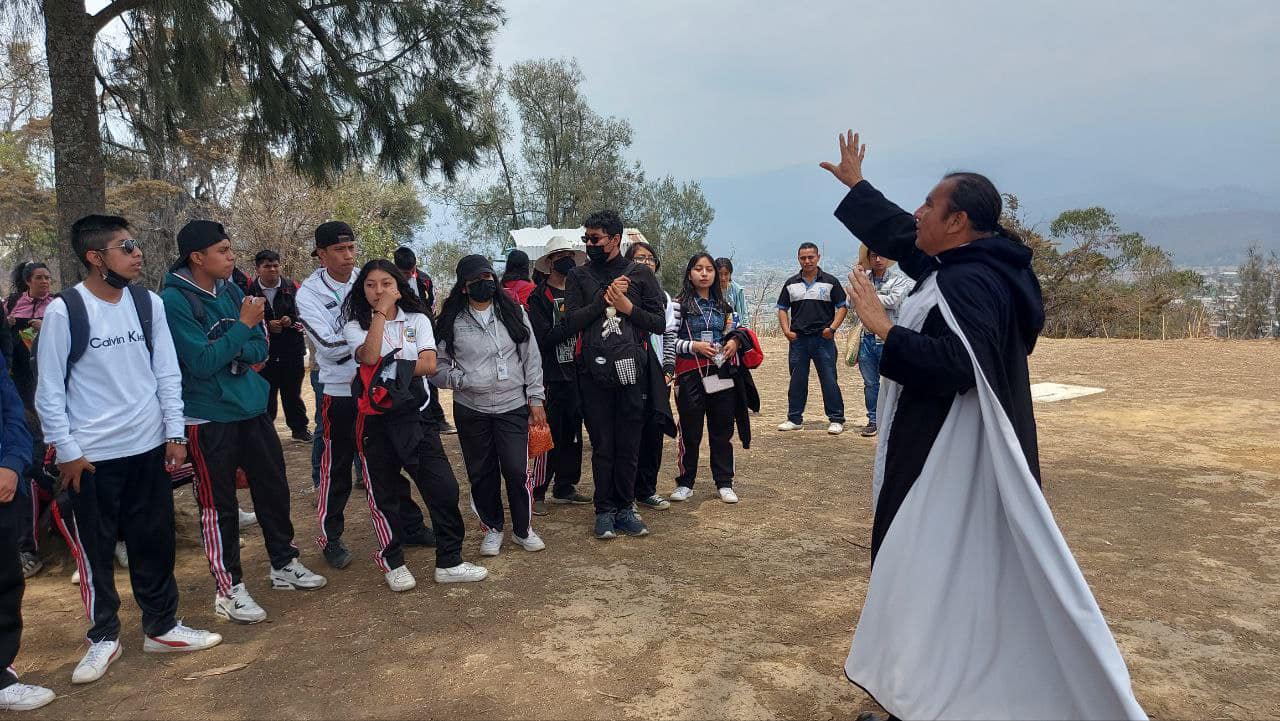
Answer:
[{"left": 699, "top": 163, "right": 1280, "bottom": 268}]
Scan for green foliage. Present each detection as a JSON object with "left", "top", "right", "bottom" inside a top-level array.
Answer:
[
  {"left": 444, "top": 58, "right": 714, "bottom": 275},
  {"left": 1230, "top": 245, "right": 1276, "bottom": 339},
  {"left": 1006, "top": 196, "right": 1206, "bottom": 338}
]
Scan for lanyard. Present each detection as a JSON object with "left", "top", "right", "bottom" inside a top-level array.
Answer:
[
  {"left": 467, "top": 307, "right": 503, "bottom": 356},
  {"left": 319, "top": 271, "right": 345, "bottom": 304}
]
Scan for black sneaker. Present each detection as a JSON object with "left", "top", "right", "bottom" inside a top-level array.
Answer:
[
  {"left": 552, "top": 491, "right": 591, "bottom": 505},
  {"left": 19, "top": 551, "right": 43, "bottom": 579},
  {"left": 593, "top": 512, "right": 617, "bottom": 540},
  {"left": 636, "top": 494, "right": 671, "bottom": 510},
  {"left": 403, "top": 528, "right": 436, "bottom": 547},
  {"left": 291, "top": 429, "right": 314, "bottom": 442},
  {"left": 613, "top": 508, "right": 650, "bottom": 537},
  {"left": 860, "top": 422, "right": 878, "bottom": 437},
  {"left": 532, "top": 500, "right": 548, "bottom": 516},
  {"left": 322, "top": 540, "right": 353, "bottom": 569}
]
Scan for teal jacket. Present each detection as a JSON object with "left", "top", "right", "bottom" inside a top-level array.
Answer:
[{"left": 160, "top": 269, "right": 269, "bottom": 423}]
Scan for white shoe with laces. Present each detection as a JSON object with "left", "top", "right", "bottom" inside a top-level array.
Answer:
[
  {"left": 718, "top": 487, "right": 740, "bottom": 504},
  {"left": 777, "top": 420, "right": 803, "bottom": 431},
  {"left": 144, "top": 622, "right": 222, "bottom": 653},
  {"left": 238, "top": 508, "right": 258, "bottom": 528},
  {"left": 71, "top": 639, "right": 120, "bottom": 684},
  {"left": 270, "top": 560, "right": 327, "bottom": 590},
  {"left": 113, "top": 542, "right": 128, "bottom": 569},
  {"left": 512, "top": 529, "right": 546, "bottom": 552},
  {"left": 434, "top": 561, "right": 488, "bottom": 584},
  {"left": 828, "top": 422, "right": 844, "bottom": 435},
  {"left": 0, "top": 681, "right": 55, "bottom": 710},
  {"left": 479, "top": 530, "right": 504, "bottom": 556},
  {"left": 669, "top": 486, "right": 694, "bottom": 502},
  {"left": 385, "top": 565, "right": 416, "bottom": 592},
  {"left": 214, "top": 584, "right": 267, "bottom": 624}
]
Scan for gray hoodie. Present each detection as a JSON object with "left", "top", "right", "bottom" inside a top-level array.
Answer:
[{"left": 433, "top": 304, "right": 544, "bottom": 415}]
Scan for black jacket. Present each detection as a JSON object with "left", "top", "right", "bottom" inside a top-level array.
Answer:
[
  {"left": 564, "top": 254, "right": 674, "bottom": 436},
  {"left": 248, "top": 277, "right": 306, "bottom": 363},
  {"left": 528, "top": 281, "right": 577, "bottom": 384},
  {"left": 834, "top": 179, "right": 1044, "bottom": 561}
]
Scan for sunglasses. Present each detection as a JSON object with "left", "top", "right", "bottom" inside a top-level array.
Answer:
[
  {"left": 97, "top": 238, "right": 141, "bottom": 255},
  {"left": 582, "top": 234, "right": 614, "bottom": 245}
]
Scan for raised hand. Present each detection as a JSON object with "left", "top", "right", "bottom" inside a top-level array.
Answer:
[
  {"left": 239, "top": 296, "right": 266, "bottom": 327},
  {"left": 819, "top": 130, "right": 867, "bottom": 188}
]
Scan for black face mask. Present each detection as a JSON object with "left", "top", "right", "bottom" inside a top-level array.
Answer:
[
  {"left": 101, "top": 268, "right": 131, "bottom": 289},
  {"left": 552, "top": 257, "right": 577, "bottom": 276},
  {"left": 467, "top": 278, "right": 497, "bottom": 302},
  {"left": 585, "top": 245, "right": 608, "bottom": 264}
]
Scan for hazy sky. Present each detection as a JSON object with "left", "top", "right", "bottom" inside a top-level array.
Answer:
[{"left": 492, "top": 0, "right": 1280, "bottom": 191}]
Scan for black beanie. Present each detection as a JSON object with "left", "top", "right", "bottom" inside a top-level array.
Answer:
[
  {"left": 173, "top": 220, "right": 229, "bottom": 271},
  {"left": 455, "top": 254, "right": 495, "bottom": 283}
]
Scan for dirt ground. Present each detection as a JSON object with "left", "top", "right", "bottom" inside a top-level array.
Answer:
[{"left": 10, "top": 337, "right": 1280, "bottom": 719}]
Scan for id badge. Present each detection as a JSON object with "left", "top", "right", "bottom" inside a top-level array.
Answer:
[
  {"left": 497, "top": 359, "right": 510, "bottom": 381},
  {"left": 700, "top": 331, "right": 714, "bottom": 344}
]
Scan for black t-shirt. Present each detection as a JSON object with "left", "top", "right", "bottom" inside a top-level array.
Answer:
[{"left": 776, "top": 269, "right": 847, "bottom": 336}]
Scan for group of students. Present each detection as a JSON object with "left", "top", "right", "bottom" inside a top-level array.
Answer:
[{"left": 0, "top": 207, "right": 764, "bottom": 710}]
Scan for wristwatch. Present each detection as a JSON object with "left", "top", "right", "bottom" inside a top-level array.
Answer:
[{"left": 166, "top": 437, "right": 188, "bottom": 446}]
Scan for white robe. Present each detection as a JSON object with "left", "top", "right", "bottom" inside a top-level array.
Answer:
[{"left": 846, "top": 274, "right": 1146, "bottom": 721}]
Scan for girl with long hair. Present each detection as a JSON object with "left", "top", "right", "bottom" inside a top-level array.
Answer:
[
  {"left": 434, "top": 255, "right": 547, "bottom": 557},
  {"left": 340, "top": 259, "right": 488, "bottom": 591},
  {"left": 662, "top": 253, "right": 746, "bottom": 504}
]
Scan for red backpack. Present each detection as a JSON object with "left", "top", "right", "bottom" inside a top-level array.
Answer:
[{"left": 740, "top": 328, "right": 764, "bottom": 369}]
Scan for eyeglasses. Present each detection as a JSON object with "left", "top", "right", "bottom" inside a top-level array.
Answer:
[
  {"left": 98, "top": 238, "right": 140, "bottom": 255},
  {"left": 632, "top": 255, "right": 656, "bottom": 266},
  {"left": 582, "top": 234, "right": 614, "bottom": 245}
]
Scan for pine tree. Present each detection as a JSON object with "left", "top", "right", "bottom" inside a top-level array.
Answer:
[{"left": 6, "top": 0, "right": 502, "bottom": 282}]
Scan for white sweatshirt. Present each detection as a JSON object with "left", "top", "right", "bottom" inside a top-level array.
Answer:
[
  {"left": 35, "top": 284, "right": 185, "bottom": 463},
  {"left": 297, "top": 268, "right": 357, "bottom": 397}
]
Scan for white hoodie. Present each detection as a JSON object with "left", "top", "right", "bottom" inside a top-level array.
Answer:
[{"left": 296, "top": 268, "right": 357, "bottom": 396}]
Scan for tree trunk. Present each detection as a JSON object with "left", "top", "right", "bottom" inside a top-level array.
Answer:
[{"left": 43, "top": 0, "right": 106, "bottom": 286}]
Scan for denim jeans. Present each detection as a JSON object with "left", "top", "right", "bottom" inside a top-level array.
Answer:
[
  {"left": 787, "top": 334, "right": 845, "bottom": 424},
  {"left": 858, "top": 332, "right": 884, "bottom": 424},
  {"left": 310, "top": 367, "right": 361, "bottom": 488}
]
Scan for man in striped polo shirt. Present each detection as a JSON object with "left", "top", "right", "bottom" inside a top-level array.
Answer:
[{"left": 776, "top": 242, "right": 848, "bottom": 435}]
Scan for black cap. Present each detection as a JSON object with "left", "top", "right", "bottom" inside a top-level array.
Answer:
[
  {"left": 455, "top": 254, "right": 495, "bottom": 282},
  {"left": 172, "top": 220, "right": 229, "bottom": 272},
  {"left": 313, "top": 220, "right": 355, "bottom": 256}
]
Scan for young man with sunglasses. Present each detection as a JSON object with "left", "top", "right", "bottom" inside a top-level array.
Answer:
[
  {"left": 162, "top": 221, "right": 327, "bottom": 625},
  {"left": 298, "top": 222, "right": 433, "bottom": 569},
  {"left": 562, "top": 211, "right": 675, "bottom": 539},
  {"left": 35, "top": 215, "right": 222, "bottom": 687}
]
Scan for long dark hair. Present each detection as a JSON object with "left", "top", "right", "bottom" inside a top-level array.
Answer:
[
  {"left": 676, "top": 252, "right": 732, "bottom": 317},
  {"left": 8, "top": 262, "right": 30, "bottom": 298},
  {"left": 943, "top": 172, "right": 1023, "bottom": 244},
  {"left": 436, "top": 274, "right": 530, "bottom": 355},
  {"left": 501, "top": 249, "right": 530, "bottom": 284},
  {"left": 341, "top": 259, "right": 429, "bottom": 330}
]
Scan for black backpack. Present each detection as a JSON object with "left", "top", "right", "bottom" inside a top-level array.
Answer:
[
  {"left": 578, "top": 263, "right": 645, "bottom": 388},
  {"left": 351, "top": 349, "right": 427, "bottom": 416},
  {"left": 32, "top": 284, "right": 155, "bottom": 385}
]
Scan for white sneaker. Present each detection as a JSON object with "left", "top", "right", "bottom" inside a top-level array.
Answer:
[
  {"left": 718, "top": 487, "right": 740, "bottom": 504},
  {"left": 71, "top": 569, "right": 80, "bottom": 585},
  {"left": 669, "top": 486, "right": 694, "bottom": 502},
  {"left": 512, "top": 529, "right": 546, "bottom": 552},
  {"left": 828, "top": 422, "right": 844, "bottom": 435},
  {"left": 777, "top": 420, "right": 803, "bottom": 431},
  {"left": 434, "top": 561, "right": 488, "bottom": 584},
  {"left": 113, "top": 542, "right": 128, "bottom": 569},
  {"left": 238, "top": 508, "right": 258, "bottom": 528},
  {"left": 71, "top": 639, "right": 120, "bottom": 684},
  {"left": 0, "top": 681, "right": 55, "bottom": 710},
  {"left": 144, "top": 622, "right": 223, "bottom": 653},
  {"left": 384, "top": 565, "right": 417, "bottom": 592},
  {"left": 270, "top": 560, "right": 327, "bottom": 590},
  {"left": 214, "top": 584, "right": 267, "bottom": 624},
  {"left": 479, "top": 530, "right": 504, "bottom": 556}
]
